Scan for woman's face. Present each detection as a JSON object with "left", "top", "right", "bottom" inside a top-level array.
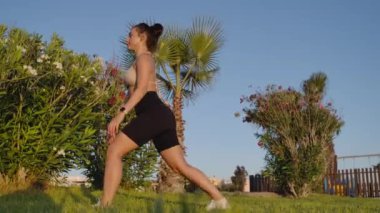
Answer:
[{"left": 126, "top": 28, "right": 142, "bottom": 51}]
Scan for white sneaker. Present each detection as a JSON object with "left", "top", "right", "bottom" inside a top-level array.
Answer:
[{"left": 206, "top": 197, "right": 230, "bottom": 211}]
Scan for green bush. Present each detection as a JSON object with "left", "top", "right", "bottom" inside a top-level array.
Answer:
[
  {"left": 0, "top": 25, "right": 111, "bottom": 190},
  {"left": 240, "top": 72, "right": 344, "bottom": 197},
  {"left": 0, "top": 25, "right": 159, "bottom": 192}
]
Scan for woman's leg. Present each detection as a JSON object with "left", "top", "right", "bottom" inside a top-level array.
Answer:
[
  {"left": 101, "top": 133, "right": 139, "bottom": 206},
  {"left": 160, "top": 145, "right": 224, "bottom": 201}
]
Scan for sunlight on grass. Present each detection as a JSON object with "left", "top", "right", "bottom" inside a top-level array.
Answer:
[{"left": 0, "top": 187, "right": 379, "bottom": 213}]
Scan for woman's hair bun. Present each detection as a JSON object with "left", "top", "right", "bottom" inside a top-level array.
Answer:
[{"left": 150, "top": 23, "right": 163, "bottom": 38}]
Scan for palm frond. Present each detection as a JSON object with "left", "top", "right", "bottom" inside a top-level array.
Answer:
[
  {"left": 120, "top": 38, "right": 135, "bottom": 69},
  {"left": 187, "top": 17, "right": 224, "bottom": 70},
  {"left": 302, "top": 72, "right": 327, "bottom": 100},
  {"left": 156, "top": 73, "right": 174, "bottom": 100},
  {"left": 157, "top": 26, "right": 190, "bottom": 66},
  {"left": 120, "top": 22, "right": 136, "bottom": 70},
  {"left": 156, "top": 62, "right": 178, "bottom": 90},
  {"left": 156, "top": 71, "right": 197, "bottom": 104},
  {"left": 181, "top": 87, "right": 197, "bottom": 105},
  {"left": 181, "top": 67, "right": 219, "bottom": 94}
]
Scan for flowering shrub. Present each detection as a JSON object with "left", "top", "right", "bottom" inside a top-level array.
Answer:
[
  {"left": 0, "top": 25, "right": 158, "bottom": 192},
  {"left": 240, "top": 73, "right": 344, "bottom": 197},
  {"left": 0, "top": 25, "right": 112, "bottom": 190}
]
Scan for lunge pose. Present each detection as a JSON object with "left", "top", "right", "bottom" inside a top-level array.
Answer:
[{"left": 100, "top": 22, "right": 229, "bottom": 211}]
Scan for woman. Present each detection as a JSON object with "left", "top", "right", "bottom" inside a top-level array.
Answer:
[{"left": 101, "top": 23, "right": 229, "bottom": 211}]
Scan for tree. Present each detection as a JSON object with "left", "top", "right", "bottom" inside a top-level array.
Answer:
[
  {"left": 231, "top": 166, "right": 248, "bottom": 192},
  {"left": 375, "top": 162, "right": 380, "bottom": 170},
  {"left": 240, "top": 72, "right": 344, "bottom": 197},
  {"left": 121, "top": 18, "right": 224, "bottom": 192}
]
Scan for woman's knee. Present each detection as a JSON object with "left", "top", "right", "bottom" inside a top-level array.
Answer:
[
  {"left": 106, "top": 143, "right": 124, "bottom": 160},
  {"left": 169, "top": 161, "right": 191, "bottom": 174},
  {"left": 106, "top": 134, "right": 138, "bottom": 160}
]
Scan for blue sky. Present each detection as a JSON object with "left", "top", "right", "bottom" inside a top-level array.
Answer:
[{"left": 2, "top": 0, "right": 379, "bottom": 180}]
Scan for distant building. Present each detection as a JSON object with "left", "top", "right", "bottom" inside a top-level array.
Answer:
[
  {"left": 52, "top": 175, "right": 91, "bottom": 187},
  {"left": 222, "top": 179, "right": 232, "bottom": 184},
  {"left": 209, "top": 176, "right": 222, "bottom": 187},
  {"left": 243, "top": 177, "right": 250, "bottom": 192}
]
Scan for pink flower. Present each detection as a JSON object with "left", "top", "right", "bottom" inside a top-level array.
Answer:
[
  {"left": 249, "top": 94, "right": 256, "bottom": 101},
  {"left": 107, "top": 96, "right": 116, "bottom": 106},
  {"left": 110, "top": 67, "right": 118, "bottom": 77},
  {"left": 243, "top": 116, "right": 252, "bottom": 123},
  {"left": 119, "top": 91, "right": 127, "bottom": 100}
]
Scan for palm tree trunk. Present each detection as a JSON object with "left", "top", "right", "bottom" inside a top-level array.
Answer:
[
  {"left": 157, "top": 93, "right": 185, "bottom": 193},
  {"left": 173, "top": 93, "right": 185, "bottom": 148}
]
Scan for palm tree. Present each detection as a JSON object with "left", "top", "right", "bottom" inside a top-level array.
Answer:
[
  {"left": 302, "top": 72, "right": 327, "bottom": 104},
  {"left": 302, "top": 72, "right": 337, "bottom": 174},
  {"left": 122, "top": 18, "right": 224, "bottom": 192}
]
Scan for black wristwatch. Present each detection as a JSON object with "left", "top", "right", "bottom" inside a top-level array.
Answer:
[{"left": 119, "top": 107, "right": 126, "bottom": 113}]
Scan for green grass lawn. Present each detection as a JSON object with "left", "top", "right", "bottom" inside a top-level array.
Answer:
[{"left": 0, "top": 187, "right": 379, "bottom": 213}]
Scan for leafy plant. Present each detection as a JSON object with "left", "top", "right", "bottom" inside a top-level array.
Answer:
[
  {"left": 231, "top": 166, "right": 248, "bottom": 192},
  {"left": 0, "top": 25, "right": 109, "bottom": 191},
  {"left": 240, "top": 72, "right": 344, "bottom": 197},
  {"left": 0, "top": 25, "right": 158, "bottom": 192}
]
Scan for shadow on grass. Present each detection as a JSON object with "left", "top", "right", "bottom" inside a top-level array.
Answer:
[
  {"left": 142, "top": 192, "right": 204, "bottom": 213},
  {"left": 80, "top": 189, "right": 209, "bottom": 212},
  {"left": 0, "top": 187, "right": 62, "bottom": 213},
  {"left": 80, "top": 185, "right": 98, "bottom": 204}
]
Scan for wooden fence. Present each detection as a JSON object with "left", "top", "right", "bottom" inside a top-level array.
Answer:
[
  {"left": 324, "top": 167, "right": 380, "bottom": 197},
  {"left": 249, "top": 174, "right": 276, "bottom": 192}
]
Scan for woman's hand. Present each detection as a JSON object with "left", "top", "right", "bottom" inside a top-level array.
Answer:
[{"left": 107, "top": 112, "right": 125, "bottom": 143}]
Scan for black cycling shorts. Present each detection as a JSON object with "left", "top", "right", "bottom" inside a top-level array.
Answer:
[{"left": 121, "top": 91, "right": 180, "bottom": 152}]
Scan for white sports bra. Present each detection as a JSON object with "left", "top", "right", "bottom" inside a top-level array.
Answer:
[{"left": 124, "top": 54, "right": 157, "bottom": 87}]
